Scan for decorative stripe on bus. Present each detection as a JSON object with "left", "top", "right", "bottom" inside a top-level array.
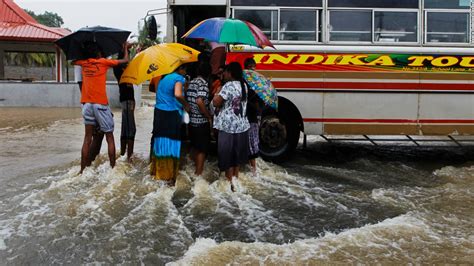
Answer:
[
  {"left": 271, "top": 78, "right": 472, "bottom": 84},
  {"left": 303, "top": 118, "right": 474, "bottom": 124},
  {"left": 259, "top": 70, "right": 473, "bottom": 80},
  {"left": 273, "top": 82, "right": 474, "bottom": 91}
]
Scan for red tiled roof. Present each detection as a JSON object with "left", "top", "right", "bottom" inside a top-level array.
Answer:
[{"left": 0, "top": 0, "right": 69, "bottom": 42}]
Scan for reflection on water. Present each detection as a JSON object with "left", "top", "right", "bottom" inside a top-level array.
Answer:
[
  {"left": 0, "top": 107, "right": 82, "bottom": 132},
  {"left": 0, "top": 107, "right": 473, "bottom": 264}
]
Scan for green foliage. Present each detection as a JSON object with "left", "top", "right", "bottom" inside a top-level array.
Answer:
[
  {"left": 24, "top": 9, "right": 64, "bottom": 28},
  {"left": 5, "top": 52, "right": 55, "bottom": 67},
  {"left": 9, "top": 10, "right": 63, "bottom": 67},
  {"left": 134, "top": 19, "right": 162, "bottom": 51}
]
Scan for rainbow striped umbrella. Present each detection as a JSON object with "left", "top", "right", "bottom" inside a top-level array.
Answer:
[{"left": 182, "top": 17, "right": 274, "bottom": 49}]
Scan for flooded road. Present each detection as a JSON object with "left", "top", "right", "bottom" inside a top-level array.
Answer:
[{"left": 0, "top": 106, "right": 473, "bottom": 264}]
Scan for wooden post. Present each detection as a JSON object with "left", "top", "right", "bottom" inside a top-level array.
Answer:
[
  {"left": 55, "top": 48, "right": 63, "bottom": 82},
  {"left": 0, "top": 49, "right": 5, "bottom": 80}
]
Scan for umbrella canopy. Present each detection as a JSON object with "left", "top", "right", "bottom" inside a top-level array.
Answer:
[
  {"left": 55, "top": 26, "right": 131, "bottom": 60},
  {"left": 120, "top": 43, "right": 200, "bottom": 85},
  {"left": 182, "top": 17, "right": 274, "bottom": 49},
  {"left": 243, "top": 69, "right": 278, "bottom": 109}
]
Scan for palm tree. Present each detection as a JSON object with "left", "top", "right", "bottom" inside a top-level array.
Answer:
[
  {"left": 133, "top": 16, "right": 162, "bottom": 52},
  {"left": 5, "top": 52, "right": 54, "bottom": 67}
]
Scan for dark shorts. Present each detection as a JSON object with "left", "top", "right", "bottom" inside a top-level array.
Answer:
[
  {"left": 217, "top": 130, "right": 249, "bottom": 172},
  {"left": 189, "top": 123, "right": 210, "bottom": 153},
  {"left": 121, "top": 100, "right": 136, "bottom": 140}
]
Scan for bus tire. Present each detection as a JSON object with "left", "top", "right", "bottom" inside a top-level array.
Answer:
[{"left": 259, "top": 98, "right": 302, "bottom": 163}]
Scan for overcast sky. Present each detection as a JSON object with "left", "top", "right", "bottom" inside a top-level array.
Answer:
[{"left": 15, "top": 0, "right": 168, "bottom": 39}]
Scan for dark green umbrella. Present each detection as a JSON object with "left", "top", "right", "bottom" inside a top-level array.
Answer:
[{"left": 55, "top": 26, "right": 131, "bottom": 60}]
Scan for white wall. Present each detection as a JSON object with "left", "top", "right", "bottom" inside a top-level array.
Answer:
[{"left": 0, "top": 82, "right": 142, "bottom": 108}]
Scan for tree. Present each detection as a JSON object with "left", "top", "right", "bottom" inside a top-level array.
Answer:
[
  {"left": 24, "top": 9, "right": 64, "bottom": 28},
  {"left": 6, "top": 10, "right": 65, "bottom": 67},
  {"left": 134, "top": 17, "right": 162, "bottom": 51}
]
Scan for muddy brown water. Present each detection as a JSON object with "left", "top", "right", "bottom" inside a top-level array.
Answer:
[{"left": 0, "top": 106, "right": 473, "bottom": 264}]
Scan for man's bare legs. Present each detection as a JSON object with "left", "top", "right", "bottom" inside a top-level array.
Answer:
[
  {"left": 88, "top": 129, "right": 104, "bottom": 165},
  {"left": 80, "top": 127, "right": 115, "bottom": 174},
  {"left": 80, "top": 125, "right": 95, "bottom": 174},
  {"left": 105, "top": 132, "right": 116, "bottom": 168}
]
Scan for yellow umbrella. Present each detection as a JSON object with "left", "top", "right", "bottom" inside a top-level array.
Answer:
[{"left": 120, "top": 43, "right": 200, "bottom": 85}]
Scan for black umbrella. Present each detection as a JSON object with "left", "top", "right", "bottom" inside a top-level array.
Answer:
[{"left": 55, "top": 26, "right": 131, "bottom": 60}]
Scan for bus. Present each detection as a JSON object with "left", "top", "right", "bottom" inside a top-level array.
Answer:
[{"left": 166, "top": 0, "right": 474, "bottom": 161}]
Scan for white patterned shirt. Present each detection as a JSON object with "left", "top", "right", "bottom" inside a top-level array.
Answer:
[{"left": 213, "top": 81, "right": 250, "bottom": 134}]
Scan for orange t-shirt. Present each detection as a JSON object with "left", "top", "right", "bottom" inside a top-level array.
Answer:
[{"left": 75, "top": 58, "right": 120, "bottom": 105}]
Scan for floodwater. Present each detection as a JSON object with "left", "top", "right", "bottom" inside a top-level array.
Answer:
[{"left": 0, "top": 106, "right": 473, "bottom": 265}]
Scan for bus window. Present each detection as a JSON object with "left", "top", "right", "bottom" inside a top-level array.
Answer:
[
  {"left": 231, "top": 0, "right": 321, "bottom": 7},
  {"left": 328, "top": 0, "right": 419, "bottom": 8},
  {"left": 329, "top": 10, "right": 372, "bottom": 42},
  {"left": 280, "top": 10, "right": 318, "bottom": 41},
  {"left": 426, "top": 12, "right": 469, "bottom": 43},
  {"left": 234, "top": 9, "right": 278, "bottom": 40},
  {"left": 374, "top": 11, "right": 418, "bottom": 43},
  {"left": 425, "top": 0, "right": 471, "bottom": 9}
]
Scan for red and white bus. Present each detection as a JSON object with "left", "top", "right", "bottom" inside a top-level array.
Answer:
[{"left": 166, "top": 0, "right": 474, "bottom": 161}]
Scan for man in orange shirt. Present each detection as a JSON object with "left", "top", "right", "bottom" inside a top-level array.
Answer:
[{"left": 74, "top": 42, "right": 129, "bottom": 174}]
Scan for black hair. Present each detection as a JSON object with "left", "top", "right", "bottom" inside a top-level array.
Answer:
[
  {"left": 224, "top": 62, "right": 247, "bottom": 101},
  {"left": 196, "top": 62, "right": 211, "bottom": 80},
  {"left": 82, "top": 41, "right": 101, "bottom": 59},
  {"left": 197, "top": 52, "right": 210, "bottom": 64},
  {"left": 244, "top": 57, "right": 256, "bottom": 69},
  {"left": 176, "top": 64, "right": 187, "bottom": 72}
]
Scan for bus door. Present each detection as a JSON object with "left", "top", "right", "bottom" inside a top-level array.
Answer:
[{"left": 170, "top": 3, "right": 226, "bottom": 44}]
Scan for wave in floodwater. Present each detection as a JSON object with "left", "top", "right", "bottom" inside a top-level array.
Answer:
[
  {"left": 0, "top": 106, "right": 473, "bottom": 264},
  {"left": 0, "top": 157, "right": 472, "bottom": 264}
]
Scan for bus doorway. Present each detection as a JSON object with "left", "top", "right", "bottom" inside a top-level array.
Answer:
[{"left": 171, "top": 5, "right": 226, "bottom": 44}]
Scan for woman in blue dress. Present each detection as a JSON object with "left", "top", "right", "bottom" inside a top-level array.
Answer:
[{"left": 150, "top": 65, "right": 190, "bottom": 184}]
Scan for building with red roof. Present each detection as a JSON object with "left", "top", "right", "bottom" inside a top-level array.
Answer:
[{"left": 0, "top": 0, "right": 69, "bottom": 81}]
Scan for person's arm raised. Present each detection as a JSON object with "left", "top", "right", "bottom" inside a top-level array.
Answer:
[{"left": 117, "top": 43, "right": 129, "bottom": 64}]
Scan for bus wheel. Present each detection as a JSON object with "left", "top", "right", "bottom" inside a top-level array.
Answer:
[{"left": 259, "top": 111, "right": 300, "bottom": 163}]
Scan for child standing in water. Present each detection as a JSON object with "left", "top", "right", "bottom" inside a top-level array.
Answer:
[{"left": 74, "top": 42, "right": 129, "bottom": 174}]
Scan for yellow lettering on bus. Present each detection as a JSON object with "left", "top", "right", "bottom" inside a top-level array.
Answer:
[
  {"left": 366, "top": 55, "right": 395, "bottom": 66},
  {"left": 263, "top": 54, "right": 298, "bottom": 64},
  {"left": 460, "top": 57, "right": 474, "bottom": 67},
  {"left": 252, "top": 54, "right": 267, "bottom": 64},
  {"left": 408, "top": 56, "right": 433, "bottom": 67},
  {"left": 431, "top": 56, "right": 459, "bottom": 67},
  {"left": 337, "top": 55, "right": 368, "bottom": 65},
  {"left": 294, "top": 54, "right": 325, "bottom": 65},
  {"left": 322, "top": 55, "right": 340, "bottom": 65}
]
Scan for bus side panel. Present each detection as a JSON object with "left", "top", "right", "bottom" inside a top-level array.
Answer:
[
  {"left": 322, "top": 93, "right": 420, "bottom": 135},
  {"left": 419, "top": 94, "right": 474, "bottom": 135},
  {"left": 278, "top": 91, "right": 324, "bottom": 135}
]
